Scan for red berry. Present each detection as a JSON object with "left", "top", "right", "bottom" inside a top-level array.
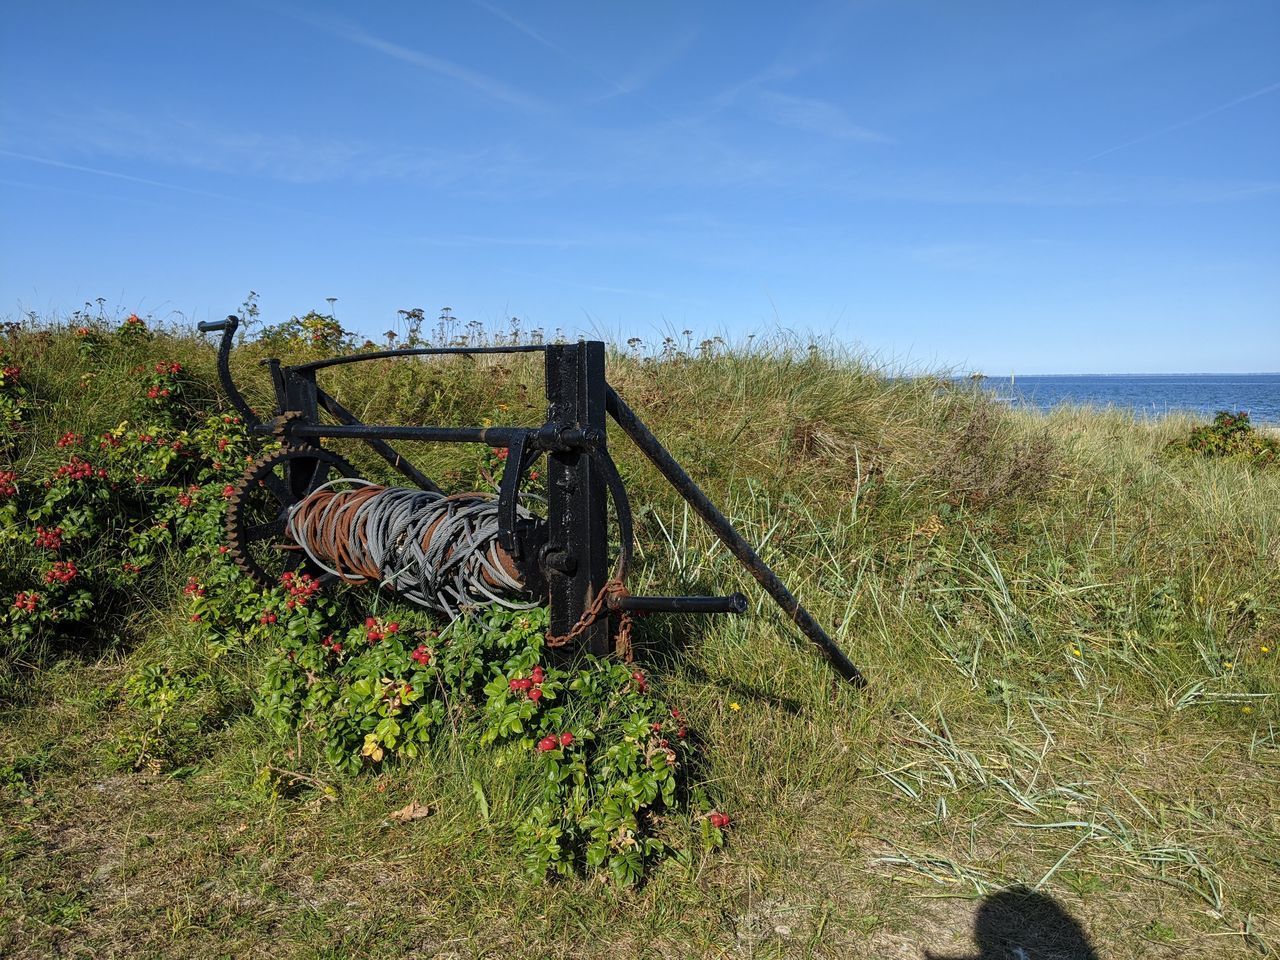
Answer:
[
  {"left": 559, "top": 731, "right": 573, "bottom": 747},
  {"left": 531, "top": 665, "right": 544, "bottom": 683},
  {"left": 537, "top": 735, "right": 557, "bottom": 752},
  {"left": 528, "top": 687, "right": 543, "bottom": 702}
]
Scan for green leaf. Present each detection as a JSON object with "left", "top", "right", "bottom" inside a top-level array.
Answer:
[
  {"left": 472, "top": 779, "right": 490, "bottom": 821},
  {"left": 609, "top": 850, "right": 643, "bottom": 887}
]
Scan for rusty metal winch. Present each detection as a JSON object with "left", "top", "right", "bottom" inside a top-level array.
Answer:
[{"left": 202, "top": 315, "right": 864, "bottom": 685}]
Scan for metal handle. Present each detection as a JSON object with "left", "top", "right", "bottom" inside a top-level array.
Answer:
[
  {"left": 612, "top": 593, "right": 748, "bottom": 614},
  {"left": 201, "top": 315, "right": 261, "bottom": 428}
]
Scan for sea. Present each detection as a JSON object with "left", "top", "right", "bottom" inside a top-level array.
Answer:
[{"left": 974, "top": 374, "right": 1280, "bottom": 425}]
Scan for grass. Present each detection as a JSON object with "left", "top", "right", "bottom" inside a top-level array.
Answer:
[{"left": 1, "top": 313, "right": 1278, "bottom": 958}]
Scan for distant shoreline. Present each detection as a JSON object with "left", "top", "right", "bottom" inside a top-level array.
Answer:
[
  {"left": 964, "top": 372, "right": 1280, "bottom": 379},
  {"left": 967, "top": 372, "right": 1280, "bottom": 426}
]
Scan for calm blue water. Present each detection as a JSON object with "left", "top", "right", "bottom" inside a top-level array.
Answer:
[{"left": 976, "top": 374, "right": 1280, "bottom": 424}]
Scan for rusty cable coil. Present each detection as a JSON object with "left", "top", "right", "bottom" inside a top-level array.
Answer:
[{"left": 286, "top": 478, "right": 541, "bottom": 617}]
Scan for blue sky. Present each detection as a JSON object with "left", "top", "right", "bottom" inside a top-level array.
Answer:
[{"left": 1, "top": 1, "right": 1277, "bottom": 373}]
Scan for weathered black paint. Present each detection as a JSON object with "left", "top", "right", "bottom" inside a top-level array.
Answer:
[
  {"left": 614, "top": 593, "right": 749, "bottom": 614},
  {"left": 544, "top": 342, "right": 611, "bottom": 656}
]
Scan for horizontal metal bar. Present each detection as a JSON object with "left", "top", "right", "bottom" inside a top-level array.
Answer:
[
  {"left": 315, "top": 388, "right": 440, "bottom": 493},
  {"left": 254, "top": 422, "right": 603, "bottom": 452},
  {"left": 290, "top": 344, "right": 548, "bottom": 374},
  {"left": 612, "top": 593, "right": 748, "bottom": 615},
  {"left": 271, "top": 424, "right": 530, "bottom": 445}
]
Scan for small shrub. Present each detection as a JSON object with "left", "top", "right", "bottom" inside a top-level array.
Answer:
[
  {"left": 929, "top": 401, "right": 1057, "bottom": 509},
  {"left": 250, "top": 599, "right": 722, "bottom": 884},
  {"left": 1169, "top": 411, "right": 1278, "bottom": 466},
  {"left": 257, "top": 310, "right": 353, "bottom": 354}
]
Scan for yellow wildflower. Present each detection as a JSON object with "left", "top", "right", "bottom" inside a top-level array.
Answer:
[{"left": 729, "top": 702, "right": 741, "bottom": 712}]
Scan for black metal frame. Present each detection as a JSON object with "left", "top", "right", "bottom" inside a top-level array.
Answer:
[{"left": 199, "top": 315, "right": 865, "bottom": 686}]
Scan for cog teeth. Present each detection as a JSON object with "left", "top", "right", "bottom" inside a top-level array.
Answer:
[
  {"left": 225, "top": 460, "right": 269, "bottom": 588},
  {"left": 222, "top": 445, "right": 360, "bottom": 591},
  {"left": 270, "top": 410, "right": 304, "bottom": 445}
]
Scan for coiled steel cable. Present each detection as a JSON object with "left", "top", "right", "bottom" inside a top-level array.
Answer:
[{"left": 286, "top": 478, "right": 541, "bottom": 617}]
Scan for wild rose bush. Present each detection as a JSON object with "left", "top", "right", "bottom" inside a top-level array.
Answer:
[
  {"left": 2, "top": 312, "right": 727, "bottom": 886},
  {"left": 1169, "top": 410, "right": 1279, "bottom": 466},
  {"left": 1, "top": 317, "right": 253, "bottom": 669},
  {"left": 244, "top": 594, "right": 722, "bottom": 883}
]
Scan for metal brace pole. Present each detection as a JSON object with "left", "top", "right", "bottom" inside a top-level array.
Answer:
[{"left": 606, "top": 386, "right": 866, "bottom": 687}]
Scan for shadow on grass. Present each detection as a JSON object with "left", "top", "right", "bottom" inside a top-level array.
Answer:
[
  {"left": 927, "top": 886, "right": 1099, "bottom": 960},
  {"left": 0, "top": 589, "right": 137, "bottom": 708},
  {"left": 622, "top": 574, "right": 807, "bottom": 716},
  {"left": 676, "top": 661, "right": 805, "bottom": 715}
]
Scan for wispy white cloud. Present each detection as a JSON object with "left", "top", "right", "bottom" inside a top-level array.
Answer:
[
  {"left": 905, "top": 241, "right": 1005, "bottom": 272},
  {"left": 829, "top": 167, "right": 1280, "bottom": 207},
  {"left": 0, "top": 147, "right": 356, "bottom": 225},
  {"left": 281, "top": 9, "right": 549, "bottom": 113},
  {"left": 468, "top": 0, "right": 565, "bottom": 62},
  {"left": 586, "top": 30, "right": 697, "bottom": 104},
  {"left": 1088, "top": 80, "right": 1280, "bottom": 161},
  {"left": 11, "top": 110, "right": 524, "bottom": 187},
  {"left": 403, "top": 231, "right": 596, "bottom": 249},
  {"left": 469, "top": 0, "right": 695, "bottom": 105},
  {"left": 756, "top": 91, "right": 893, "bottom": 143},
  {"left": 0, "top": 147, "right": 249, "bottom": 201}
]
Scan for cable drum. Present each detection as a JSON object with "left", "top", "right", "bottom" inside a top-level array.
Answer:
[{"left": 286, "top": 478, "right": 542, "bottom": 617}]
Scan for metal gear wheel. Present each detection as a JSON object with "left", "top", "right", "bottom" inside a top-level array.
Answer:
[{"left": 225, "top": 445, "right": 360, "bottom": 589}]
